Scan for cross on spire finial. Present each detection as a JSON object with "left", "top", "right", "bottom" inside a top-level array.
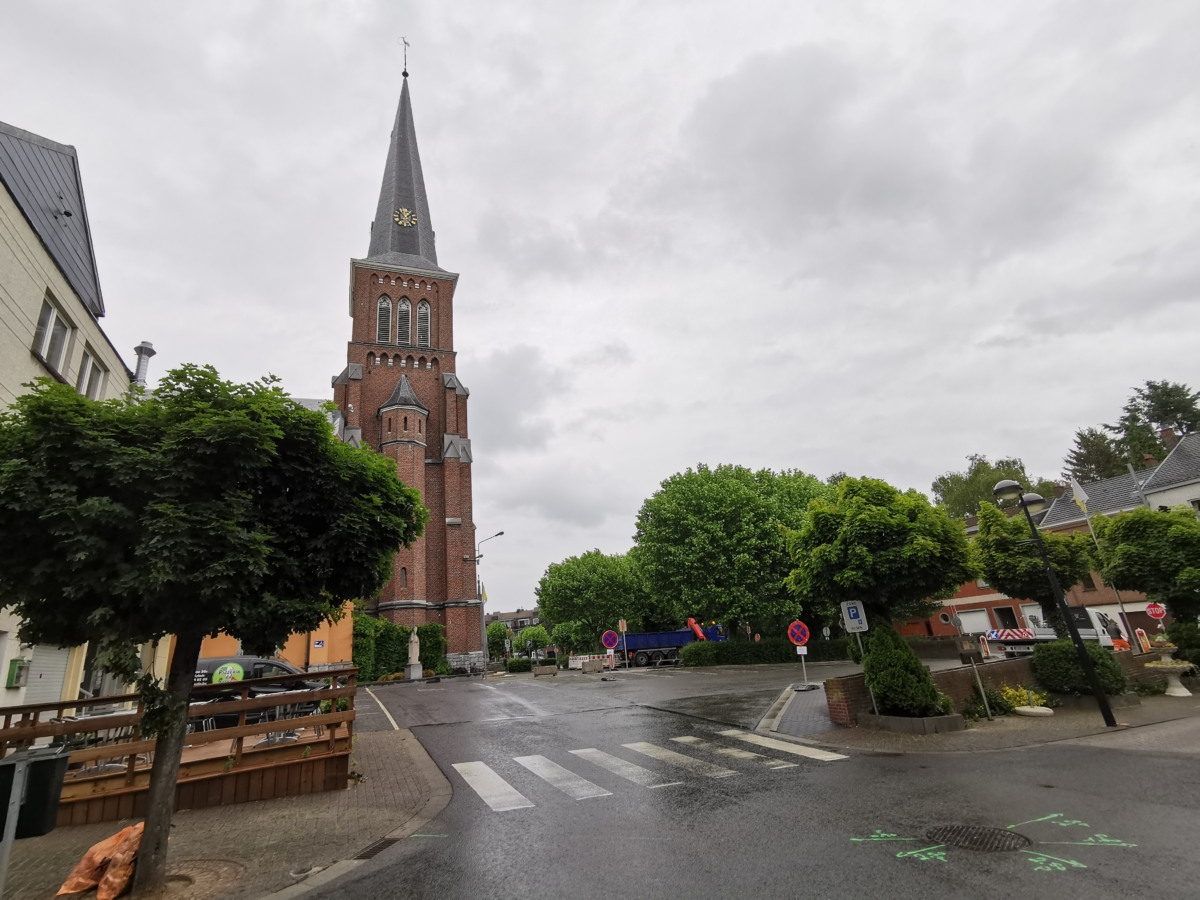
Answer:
[{"left": 400, "top": 36, "right": 410, "bottom": 78}]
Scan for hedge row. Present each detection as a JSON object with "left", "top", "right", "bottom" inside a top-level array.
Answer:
[
  {"left": 352, "top": 613, "right": 448, "bottom": 681},
  {"left": 680, "top": 637, "right": 849, "bottom": 667}
]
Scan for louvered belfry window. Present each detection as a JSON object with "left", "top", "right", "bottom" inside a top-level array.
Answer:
[
  {"left": 377, "top": 297, "right": 392, "bottom": 343},
  {"left": 417, "top": 300, "right": 431, "bottom": 347},
  {"left": 396, "top": 298, "right": 411, "bottom": 345}
]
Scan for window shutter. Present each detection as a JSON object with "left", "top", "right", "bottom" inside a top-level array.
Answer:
[
  {"left": 417, "top": 301, "right": 430, "bottom": 347},
  {"left": 377, "top": 297, "right": 392, "bottom": 343},
  {"left": 397, "top": 298, "right": 411, "bottom": 345}
]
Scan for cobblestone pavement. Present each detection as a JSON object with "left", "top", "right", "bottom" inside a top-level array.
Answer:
[{"left": 5, "top": 724, "right": 449, "bottom": 900}]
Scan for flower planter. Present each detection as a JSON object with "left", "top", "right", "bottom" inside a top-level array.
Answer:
[
  {"left": 1143, "top": 661, "right": 1194, "bottom": 697},
  {"left": 1013, "top": 706, "right": 1053, "bottom": 717},
  {"left": 857, "top": 712, "right": 965, "bottom": 734},
  {"left": 532, "top": 665, "right": 559, "bottom": 677}
]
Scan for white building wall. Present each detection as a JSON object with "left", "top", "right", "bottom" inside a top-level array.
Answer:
[
  {"left": 0, "top": 184, "right": 129, "bottom": 408},
  {"left": 1145, "top": 481, "right": 1200, "bottom": 512}
]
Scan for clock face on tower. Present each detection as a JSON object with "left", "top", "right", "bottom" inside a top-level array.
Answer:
[{"left": 393, "top": 207, "right": 417, "bottom": 227}]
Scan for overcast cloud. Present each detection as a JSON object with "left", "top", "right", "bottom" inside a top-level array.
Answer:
[{"left": 3, "top": 1, "right": 1198, "bottom": 610}]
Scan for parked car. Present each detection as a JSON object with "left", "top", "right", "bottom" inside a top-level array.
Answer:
[{"left": 192, "top": 656, "right": 323, "bottom": 728}]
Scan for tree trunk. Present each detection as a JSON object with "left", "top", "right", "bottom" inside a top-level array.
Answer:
[
  {"left": 131, "top": 631, "right": 203, "bottom": 898},
  {"left": 1040, "top": 600, "right": 1069, "bottom": 640}
]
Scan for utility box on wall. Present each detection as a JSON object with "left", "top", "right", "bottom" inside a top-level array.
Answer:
[{"left": 6, "top": 658, "right": 30, "bottom": 688}]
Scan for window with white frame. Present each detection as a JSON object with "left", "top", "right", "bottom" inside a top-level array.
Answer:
[
  {"left": 32, "top": 299, "right": 72, "bottom": 374},
  {"left": 75, "top": 350, "right": 107, "bottom": 400},
  {"left": 377, "top": 296, "right": 392, "bottom": 343},
  {"left": 416, "top": 300, "right": 430, "bottom": 347},
  {"left": 396, "top": 298, "right": 411, "bottom": 345},
  {"left": 1191, "top": 498, "right": 1200, "bottom": 518}
]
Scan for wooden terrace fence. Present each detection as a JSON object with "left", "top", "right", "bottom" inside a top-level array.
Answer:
[{"left": 0, "top": 666, "right": 357, "bottom": 827}]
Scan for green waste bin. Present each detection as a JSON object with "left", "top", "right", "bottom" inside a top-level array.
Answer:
[{"left": 0, "top": 748, "right": 69, "bottom": 838}]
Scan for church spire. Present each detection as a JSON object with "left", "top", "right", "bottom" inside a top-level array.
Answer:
[{"left": 367, "top": 76, "right": 439, "bottom": 268}]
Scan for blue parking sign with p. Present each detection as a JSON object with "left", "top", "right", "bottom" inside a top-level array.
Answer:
[{"left": 840, "top": 600, "right": 869, "bottom": 633}]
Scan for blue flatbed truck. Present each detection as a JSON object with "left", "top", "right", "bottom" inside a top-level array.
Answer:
[{"left": 616, "top": 619, "right": 727, "bottom": 666}]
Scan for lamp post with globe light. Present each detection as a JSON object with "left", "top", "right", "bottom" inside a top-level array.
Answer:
[{"left": 992, "top": 480, "right": 1117, "bottom": 727}]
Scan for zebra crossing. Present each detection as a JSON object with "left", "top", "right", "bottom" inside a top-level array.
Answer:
[{"left": 452, "top": 729, "right": 847, "bottom": 812}]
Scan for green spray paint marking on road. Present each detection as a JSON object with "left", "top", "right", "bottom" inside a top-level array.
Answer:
[
  {"left": 851, "top": 830, "right": 915, "bottom": 843},
  {"left": 895, "top": 844, "right": 947, "bottom": 862},
  {"left": 1039, "top": 834, "right": 1136, "bottom": 848},
  {"left": 1021, "top": 850, "right": 1087, "bottom": 871}
]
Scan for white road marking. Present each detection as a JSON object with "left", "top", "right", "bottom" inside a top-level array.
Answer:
[
  {"left": 364, "top": 687, "right": 399, "bottom": 731},
  {"left": 514, "top": 755, "right": 612, "bottom": 800},
  {"left": 451, "top": 762, "right": 535, "bottom": 811},
  {"left": 569, "top": 748, "right": 682, "bottom": 788},
  {"left": 671, "top": 736, "right": 796, "bottom": 769},
  {"left": 622, "top": 741, "right": 737, "bottom": 777},
  {"left": 718, "top": 730, "right": 848, "bottom": 761}
]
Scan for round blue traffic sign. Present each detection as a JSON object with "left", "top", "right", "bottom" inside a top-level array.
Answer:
[
  {"left": 787, "top": 621, "right": 810, "bottom": 646},
  {"left": 602, "top": 630, "right": 619, "bottom": 649}
]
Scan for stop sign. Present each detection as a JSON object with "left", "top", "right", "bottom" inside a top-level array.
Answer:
[{"left": 1146, "top": 602, "right": 1167, "bottom": 620}]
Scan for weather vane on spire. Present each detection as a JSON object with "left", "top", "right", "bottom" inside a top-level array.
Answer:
[{"left": 399, "top": 36, "right": 410, "bottom": 77}]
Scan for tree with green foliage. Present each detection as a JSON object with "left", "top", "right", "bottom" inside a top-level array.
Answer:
[
  {"left": 632, "top": 464, "right": 832, "bottom": 631},
  {"left": 536, "top": 550, "right": 651, "bottom": 649},
  {"left": 972, "top": 502, "right": 1091, "bottom": 638},
  {"left": 1093, "top": 506, "right": 1200, "bottom": 623},
  {"left": 863, "top": 623, "right": 953, "bottom": 716},
  {"left": 519, "top": 624, "right": 550, "bottom": 652},
  {"left": 931, "top": 454, "right": 1058, "bottom": 519},
  {"left": 550, "top": 622, "right": 580, "bottom": 654},
  {"left": 1119, "top": 379, "right": 1200, "bottom": 436},
  {"left": 786, "top": 477, "right": 972, "bottom": 717},
  {"left": 1063, "top": 427, "right": 1128, "bottom": 482},
  {"left": 486, "top": 620, "right": 509, "bottom": 658},
  {"left": 0, "top": 368, "right": 426, "bottom": 896},
  {"left": 786, "top": 477, "right": 976, "bottom": 624}
]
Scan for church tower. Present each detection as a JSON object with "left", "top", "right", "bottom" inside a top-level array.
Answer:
[{"left": 331, "top": 74, "right": 482, "bottom": 667}]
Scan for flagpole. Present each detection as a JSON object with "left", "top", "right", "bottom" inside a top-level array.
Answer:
[{"left": 1072, "top": 479, "right": 1142, "bottom": 656}]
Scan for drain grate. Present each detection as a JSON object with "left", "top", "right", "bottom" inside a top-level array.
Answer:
[
  {"left": 354, "top": 837, "right": 402, "bottom": 860},
  {"left": 925, "top": 825, "right": 1031, "bottom": 852}
]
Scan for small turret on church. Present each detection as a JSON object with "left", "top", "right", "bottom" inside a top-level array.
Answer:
[{"left": 330, "top": 73, "right": 482, "bottom": 668}]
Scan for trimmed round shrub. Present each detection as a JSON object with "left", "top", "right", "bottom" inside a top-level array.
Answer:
[
  {"left": 506, "top": 657, "right": 532, "bottom": 673},
  {"left": 1031, "top": 640, "right": 1127, "bottom": 696},
  {"left": 863, "top": 622, "right": 953, "bottom": 717}
]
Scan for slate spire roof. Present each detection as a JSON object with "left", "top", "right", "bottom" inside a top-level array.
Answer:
[
  {"left": 366, "top": 76, "right": 442, "bottom": 272},
  {"left": 0, "top": 121, "right": 105, "bottom": 318},
  {"left": 379, "top": 375, "right": 428, "bottom": 414}
]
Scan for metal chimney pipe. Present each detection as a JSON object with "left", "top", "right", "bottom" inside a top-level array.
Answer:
[{"left": 133, "top": 341, "right": 156, "bottom": 388}]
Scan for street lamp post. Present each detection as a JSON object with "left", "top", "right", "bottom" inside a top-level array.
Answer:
[
  {"left": 475, "top": 531, "right": 504, "bottom": 662},
  {"left": 993, "top": 480, "right": 1117, "bottom": 728}
]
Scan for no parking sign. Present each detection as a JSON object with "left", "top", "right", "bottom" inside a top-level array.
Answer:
[
  {"left": 787, "top": 621, "right": 810, "bottom": 646},
  {"left": 602, "top": 631, "right": 620, "bottom": 650}
]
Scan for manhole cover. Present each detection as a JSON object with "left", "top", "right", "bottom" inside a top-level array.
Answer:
[
  {"left": 925, "top": 825, "right": 1031, "bottom": 852},
  {"left": 163, "top": 860, "right": 245, "bottom": 898}
]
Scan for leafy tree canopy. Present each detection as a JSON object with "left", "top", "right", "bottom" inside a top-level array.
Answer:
[
  {"left": 550, "top": 622, "right": 581, "bottom": 653},
  {"left": 972, "top": 502, "right": 1091, "bottom": 637},
  {"left": 486, "top": 620, "right": 508, "bottom": 658},
  {"left": 1119, "top": 380, "right": 1200, "bottom": 436},
  {"left": 518, "top": 624, "right": 551, "bottom": 652},
  {"left": 931, "top": 454, "right": 1057, "bottom": 519},
  {"left": 786, "top": 476, "right": 975, "bottom": 623},
  {"left": 1093, "top": 506, "right": 1200, "bottom": 623},
  {"left": 0, "top": 368, "right": 426, "bottom": 893},
  {"left": 632, "top": 464, "right": 832, "bottom": 629},
  {"left": 536, "top": 550, "right": 650, "bottom": 649},
  {"left": 1063, "top": 427, "right": 1128, "bottom": 482}
]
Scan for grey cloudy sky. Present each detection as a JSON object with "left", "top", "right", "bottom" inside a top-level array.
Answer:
[{"left": 4, "top": 1, "right": 1198, "bottom": 611}]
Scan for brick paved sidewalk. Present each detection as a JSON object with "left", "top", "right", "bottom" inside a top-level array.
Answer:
[
  {"left": 4, "top": 727, "right": 451, "bottom": 900},
  {"left": 783, "top": 692, "right": 1200, "bottom": 753}
]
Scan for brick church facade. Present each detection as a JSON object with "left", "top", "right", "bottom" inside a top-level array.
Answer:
[{"left": 330, "top": 74, "right": 483, "bottom": 667}]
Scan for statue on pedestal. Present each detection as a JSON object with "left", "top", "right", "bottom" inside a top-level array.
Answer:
[{"left": 405, "top": 628, "right": 423, "bottom": 681}]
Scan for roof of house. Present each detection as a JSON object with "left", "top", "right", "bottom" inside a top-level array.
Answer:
[
  {"left": 1040, "top": 468, "right": 1156, "bottom": 528},
  {"left": 365, "top": 77, "right": 441, "bottom": 272},
  {"left": 0, "top": 121, "right": 105, "bottom": 318},
  {"left": 379, "top": 375, "right": 428, "bottom": 414},
  {"left": 1142, "top": 432, "right": 1200, "bottom": 494}
]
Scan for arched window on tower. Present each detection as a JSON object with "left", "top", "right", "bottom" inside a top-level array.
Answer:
[
  {"left": 417, "top": 300, "right": 431, "bottom": 347},
  {"left": 396, "top": 298, "right": 411, "bottom": 345},
  {"left": 377, "top": 296, "right": 392, "bottom": 343},
  {"left": 400, "top": 567, "right": 407, "bottom": 588}
]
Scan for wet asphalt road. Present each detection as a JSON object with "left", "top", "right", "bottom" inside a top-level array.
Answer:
[{"left": 315, "top": 667, "right": 1199, "bottom": 900}]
